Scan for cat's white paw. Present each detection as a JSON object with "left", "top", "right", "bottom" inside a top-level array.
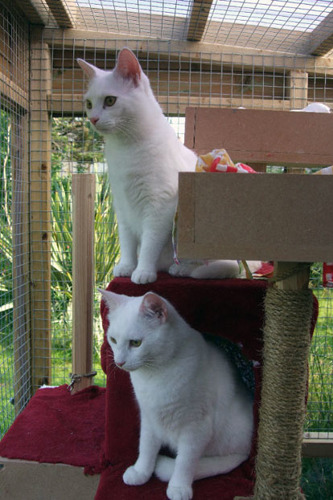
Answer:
[
  {"left": 123, "top": 465, "right": 151, "bottom": 486},
  {"left": 114, "top": 262, "right": 136, "bottom": 277},
  {"left": 131, "top": 269, "right": 157, "bottom": 284},
  {"left": 166, "top": 484, "right": 193, "bottom": 500}
]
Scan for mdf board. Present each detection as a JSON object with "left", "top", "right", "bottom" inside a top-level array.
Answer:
[
  {"left": 177, "top": 173, "right": 333, "bottom": 263},
  {"left": 185, "top": 107, "right": 333, "bottom": 168}
]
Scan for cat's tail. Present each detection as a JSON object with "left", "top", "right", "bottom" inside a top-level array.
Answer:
[
  {"left": 169, "top": 260, "right": 240, "bottom": 280},
  {"left": 169, "top": 259, "right": 262, "bottom": 280},
  {"left": 154, "top": 453, "right": 249, "bottom": 482},
  {"left": 189, "top": 260, "right": 240, "bottom": 279}
]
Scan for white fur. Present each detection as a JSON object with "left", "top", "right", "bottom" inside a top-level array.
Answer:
[
  {"left": 291, "top": 102, "right": 331, "bottom": 113},
  {"left": 78, "top": 49, "right": 258, "bottom": 284},
  {"left": 100, "top": 289, "right": 254, "bottom": 500}
]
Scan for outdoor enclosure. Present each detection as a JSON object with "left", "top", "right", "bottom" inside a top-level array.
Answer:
[{"left": 0, "top": 0, "right": 333, "bottom": 485}]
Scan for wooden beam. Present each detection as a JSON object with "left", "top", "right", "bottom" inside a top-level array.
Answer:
[
  {"left": 48, "top": 93, "right": 292, "bottom": 116},
  {"left": 29, "top": 29, "right": 52, "bottom": 392},
  {"left": 3, "top": 0, "right": 45, "bottom": 25},
  {"left": 303, "top": 435, "right": 333, "bottom": 458},
  {"left": 0, "top": 71, "right": 30, "bottom": 112},
  {"left": 44, "top": 0, "right": 74, "bottom": 28},
  {"left": 288, "top": 70, "right": 308, "bottom": 110},
  {"left": 310, "top": 11, "right": 333, "bottom": 56},
  {"left": 71, "top": 174, "right": 96, "bottom": 393},
  {"left": 42, "top": 28, "right": 333, "bottom": 77},
  {"left": 187, "top": 0, "right": 213, "bottom": 41}
]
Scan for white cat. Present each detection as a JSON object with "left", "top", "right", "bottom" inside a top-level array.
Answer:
[
  {"left": 78, "top": 49, "right": 250, "bottom": 284},
  {"left": 100, "top": 288, "right": 254, "bottom": 500}
]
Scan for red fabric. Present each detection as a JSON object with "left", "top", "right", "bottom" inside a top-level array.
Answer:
[
  {"left": 0, "top": 385, "right": 106, "bottom": 475},
  {"left": 96, "top": 461, "right": 255, "bottom": 499},
  {"left": 97, "top": 274, "right": 270, "bottom": 499}
]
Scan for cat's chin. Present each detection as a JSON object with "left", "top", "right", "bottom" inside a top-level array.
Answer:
[{"left": 116, "top": 363, "right": 139, "bottom": 373}]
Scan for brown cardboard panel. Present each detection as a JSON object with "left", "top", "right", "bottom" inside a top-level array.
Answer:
[
  {"left": 0, "top": 458, "right": 99, "bottom": 500},
  {"left": 177, "top": 173, "right": 333, "bottom": 262},
  {"left": 185, "top": 108, "right": 333, "bottom": 167}
]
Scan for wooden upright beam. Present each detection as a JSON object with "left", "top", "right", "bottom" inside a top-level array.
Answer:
[
  {"left": 72, "top": 174, "right": 96, "bottom": 393},
  {"left": 29, "top": 29, "right": 52, "bottom": 392},
  {"left": 187, "top": 0, "right": 213, "bottom": 41},
  {"left": 288, "top": 70, "right": 308, "bottom": 110}
]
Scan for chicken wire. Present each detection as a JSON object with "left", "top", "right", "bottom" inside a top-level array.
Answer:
[{"left": 0, "top": 2, "right": 332, "bottom": 451}]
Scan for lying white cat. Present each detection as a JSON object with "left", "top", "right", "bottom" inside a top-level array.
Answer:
[
  {"left": 78, "top": 49, "right": 258, "bottom": 284},
  {"left": 100, "top": 288, "right": 254, "bottom": 500}
]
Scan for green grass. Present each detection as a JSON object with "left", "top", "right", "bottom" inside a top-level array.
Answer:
[{"left": 301, "top": 457, "right": 333, "bottom": 500}]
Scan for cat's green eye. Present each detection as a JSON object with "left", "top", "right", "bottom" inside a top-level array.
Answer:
[
  {"left": 130, "top": 339, "right": 142, "bottom": 348},
  {"left": 104, "top": 96, "right": 117, "bottom": 107},
  {"left": 110, "top": 337, "right": 117, "bottom": 344},
  {"left": 86, "top": 99, "right": 92, "bottom": 110}
]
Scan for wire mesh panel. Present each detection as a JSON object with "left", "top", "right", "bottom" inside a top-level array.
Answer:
[{"left": 0, "top": 3, "right": 30, "bottom": 437}]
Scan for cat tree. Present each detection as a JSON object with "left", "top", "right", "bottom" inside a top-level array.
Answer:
[{"left": 177, "top": 107, "right": 333, "bottom": 498}]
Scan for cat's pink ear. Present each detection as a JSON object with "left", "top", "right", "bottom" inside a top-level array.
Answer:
[
  {"left": 77, "top": 59, "right": 102, "bottom": 79},
  {"left": 115, "top": 48, "right": 141, "bottom": 86},
  {"left": 140, "top": 293, "right": 168, "bottom": 324},
  {"left": 98, "top": 288, "right": 127, "bottom": 311}
]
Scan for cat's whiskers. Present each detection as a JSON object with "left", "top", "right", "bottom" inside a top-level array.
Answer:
[{"left": 113, "top": 118, "right": 142, "bottom": 143}]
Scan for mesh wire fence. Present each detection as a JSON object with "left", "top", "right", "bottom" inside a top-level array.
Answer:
[
  {"left": 0, "top": 2, "right": 332, "bottom": 449},
  {"left": 0, "top": 4, "right": 30, "bottom": 436}
]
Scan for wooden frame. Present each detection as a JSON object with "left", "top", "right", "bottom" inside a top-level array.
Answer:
[
  {"left": 71, "top": 174, "right": 96, "bottom": 393},
  {"left": 29, "top": 29, "right": 52, "bottom": 391}
]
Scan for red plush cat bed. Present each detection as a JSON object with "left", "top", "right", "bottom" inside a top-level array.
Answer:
[{"left": 96, "top": 273, "right": 318, "bottom": 499}]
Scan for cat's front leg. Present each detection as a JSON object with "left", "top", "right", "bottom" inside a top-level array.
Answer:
[
  {"left": 113, "top": 223, "right": 137, "bottom": 277},
  {"left": 166, "top": 426, "right": 209, "bottom": 500},
  {"left": 123, "top": 416, "right": 161, "bottom": 486},
  {"left": 131, "top": 227, "right": 171, "bottom": 284}
]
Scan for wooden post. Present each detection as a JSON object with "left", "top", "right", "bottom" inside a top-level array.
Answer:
[
  {"left": 71, "top": 174, "right": 96, "bottom": 393},
  {"left": 288, "top": 70, "right": 308, "bottom": 110},
  {"left": 29, "top": 28, "right": 52, "bottom": 392}
]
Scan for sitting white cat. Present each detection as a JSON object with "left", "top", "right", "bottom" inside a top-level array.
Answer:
[
  {"left": 78, "top": 49, "right": 259, "bottom": 284},
  {"left": 100, "top": 288, "right": 254, "bottom": 500}
]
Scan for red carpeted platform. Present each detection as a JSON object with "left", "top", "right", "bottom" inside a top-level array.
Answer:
[
  {"left": 96, "top": 273, "right": 282, "bottom": 500},
  {"left": 0, "top": 385, "right": 106, "bottom": 475}
]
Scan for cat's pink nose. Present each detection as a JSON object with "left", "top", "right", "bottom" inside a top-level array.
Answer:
[
  {"left": 116, "top": 361, "right": 126, "bottom": 368},
  {"left": 90, "top": 117, "right": 99, "bottom": 125}
]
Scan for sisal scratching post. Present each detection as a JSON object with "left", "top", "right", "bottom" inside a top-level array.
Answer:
[
  {"left": 254, "top": 286, "right": 313, "bottom": 499},
  {"left": 235, "top": 263, "right": 313, "bottom": 500}
]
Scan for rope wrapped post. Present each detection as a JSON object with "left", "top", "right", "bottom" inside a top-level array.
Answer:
[
  {"left": 235, "top": 262, "right": 313, "bottom": 500},
  {"left": 257, "top": 263, "right": 313, "bottom": 499},
  {"left": 71, "top": 174, "right": 96, "bottom": 394}
]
